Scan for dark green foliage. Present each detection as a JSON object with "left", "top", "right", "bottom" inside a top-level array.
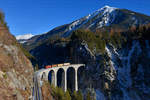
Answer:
[
  {"left": 71, "top": 29, "right": 124, "bottom": 53},
  {"left": 72, "top": 91, "right": 78, "bottom": 100},
  {"left": 20, "top": 45, "right": 35, "bottom": 60},
  {"left": 51, "top": 85, "right": 84, "bottom": 100},
  {"left": 109, "top": 31, "right": 126, "bottom": 48},
  {"left": 71, "top": 23, "right": 150, "bottom": 54},
  {"left": 71, "top": 29, "right": 95, "bottom": 42},
  {"left": 0, "top": 11, "right": 5, "bottom": 24},
  {"left": 65, "top": 90, "right": 71, "bottom": 100},
  {"left": 126, "top": 24, "right": 150, "bottom": 40},
  {"left": 77, "top": 90, "right": 83, "bottom": 100},
  {"left": 71, "top": 90, "right": 83, "bottom": 100},
  {"left": 0, "top": 11, "right": 7, "bottom": 27},
  {"left": 19, "top": 44, "right": 37, "bottom": 67},
  {"left": 51, "top": 86, "right": 65, "bottom": 100},
  {"left": 86, "top": 91, "right": 92, "bottom": 100},
  {"left": 71, "top": 29, "right": 106, "bottom": 53}
]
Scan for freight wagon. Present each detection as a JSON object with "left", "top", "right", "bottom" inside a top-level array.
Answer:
[
  {"left": 57, "top": 64, "right": 64, "bottom": 67},
  {"left": 45, "top": 63, "right": 71, "bottom": 69},
  {"left": 45, "top": 65, "right": 52, "bottom": 69},
  {"left": 63, "top": 63, "right": 70, "bottom": 66}
]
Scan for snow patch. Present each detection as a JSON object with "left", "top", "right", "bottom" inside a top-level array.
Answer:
[
  {"left": 97, "top": 6, "right": 117, "bottom": 28},
  {"left": 19, "top": 41, "right": 27, "bottom": 44},
  {"left": 83, "top": 43, "right": 95, "bottom": 58},
  {"left": 105, "top": 46, "right": 117, "bottom": 81},
  {"left": 105, "top": 46, "right": 117, "bottom": 69},
  {"left": 16, "top": 34, "right": 34, "bottom": 40}
]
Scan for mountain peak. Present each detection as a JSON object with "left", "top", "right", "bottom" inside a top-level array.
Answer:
[
  {"left": 102, "top": 5, "right": 115, "bottom": 8},
  {"left": 97, "top": 5, "right": 117, "bottom": 12}
]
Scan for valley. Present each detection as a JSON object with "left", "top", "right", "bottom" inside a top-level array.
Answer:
[{"left": 0, "top": 4, "right": 150, "bottom": 100}]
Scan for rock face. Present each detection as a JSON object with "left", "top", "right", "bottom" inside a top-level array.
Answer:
[
  {"left": 77, "top": 41, "right": 150, "bottom": 100},
  {"left": 0, "top": 12, "right": 34, "bottom": 100},
  {"left": 41, "top": 81, "right": 53, "bottom": 100},
  {"left": 106, "top": 40, "right": 150, "bottom": 100}
]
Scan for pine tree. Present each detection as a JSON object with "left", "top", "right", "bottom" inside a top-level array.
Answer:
[
  {"left": 72, "top": 91, "right": 78, "bottom": 100},
  {"left": 65, "top": 90, "right": 71, "bottom": 100},
  {"left": 57, "top": 87, "right": 65, "bottom": 100},
  {"left": 77, "top": 90, "right": 83, "bottom": 100},
  {"left": 0, "top": 11, "right": 5, "bottom": 24},
  {"left": 87, "top": 91, "right": 92, "bottom": 100}
]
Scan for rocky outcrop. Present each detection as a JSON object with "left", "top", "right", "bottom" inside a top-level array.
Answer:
[
  {"left": 0, "top": 12, "right": 34, "bottom": 100},
  {"left": 41, "top": 81, "right": 53, "bottom": 100}
]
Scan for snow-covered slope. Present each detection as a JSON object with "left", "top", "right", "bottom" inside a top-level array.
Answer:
[
  {"left": 104, "top": 40, "right": 150, "bottom": 100},
  {"left": 22, "top": 5, "right": 150, "bottom": 47},
  {"left": 16, "top": 34, "right": 34, "bottom": 40},
  {"left": 16, "top": 34, "right": 34, "bottom": 43},
  {"left": 63, "top": 5, "right": 118, "bottom": 37},
  {"left": 72, "top": 5, "right": 117, "bottom": 29}
]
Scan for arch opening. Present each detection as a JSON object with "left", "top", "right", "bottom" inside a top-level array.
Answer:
[
  {"left": 57, "top": 68, "right": 65, "bottom": 89},
  {"left": 77, "top": 66, "right": 85, "bottom": 90},
  {"left": 41, "top": 72, "right": 46, "bottom": 80},
  {"left": 67, "top": 67, "right": 75, "bottom": 91},
  {"left": 48, "top": 70, "right": 55, "bottom": 85}
]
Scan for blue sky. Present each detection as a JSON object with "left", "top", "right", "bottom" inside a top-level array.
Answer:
[{"left": 0, "top": 0, "right": 150, "bottom": 36}]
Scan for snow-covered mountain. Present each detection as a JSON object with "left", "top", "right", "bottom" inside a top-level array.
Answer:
[
  {"left": 16, "top": 34, "right": 34, "bottom": 43},
  {"left": 16, "top": 34, "right": 34, "bottom": 40},
  {"left": 63, "top": 5, "right": 118, "bottom": 37},
  {"left": 22, "top": 5, "right": 150, "bottom": 49}
]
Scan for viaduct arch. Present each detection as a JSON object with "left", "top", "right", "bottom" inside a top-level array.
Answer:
[{"left": 39, "top": 64, "right": 85, "bottom": 91}]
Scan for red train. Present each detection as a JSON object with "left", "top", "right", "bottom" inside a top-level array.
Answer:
[{"left": 45, "top": 63, "right": 70, "bottom": 69}]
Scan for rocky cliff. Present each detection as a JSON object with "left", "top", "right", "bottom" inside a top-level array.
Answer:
[
  {"left": 69, "top": 26, "right": 150, "bottom": 100},
  {"left": 0, "top": 11, "right": 34, "bottom": 100}
]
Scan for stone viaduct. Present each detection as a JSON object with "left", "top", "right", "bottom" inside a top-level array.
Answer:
[{"left": 36, "top": 64, "right": 85, "bottom": 92}]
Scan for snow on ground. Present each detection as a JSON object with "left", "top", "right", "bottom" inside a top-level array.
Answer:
[
  {"left": 105, "top": 41, "right": 144, "bottom": 100},
  {"left": 16, "top": 34, "right": 34, "bottom": 40},
  {"left": 19, "top": 41, "right": 27, "bottom": 44},
  {"left": 96, "top": 5, "right": 117, "bottom": 28}
]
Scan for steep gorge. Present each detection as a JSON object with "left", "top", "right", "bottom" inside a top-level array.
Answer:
[{"left": 18, "top": 6, "right": 150, "bottom": 100}]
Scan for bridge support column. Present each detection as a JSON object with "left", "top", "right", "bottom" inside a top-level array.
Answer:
[
  {"left": 64, "top": 70, "right": 67, "bottom": 92},
  {"left": 54, "top": 71, "right": 57, "bottom": 87},
  {"left": 75, "top": 68, "right": 78, "bottom": 91}
]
